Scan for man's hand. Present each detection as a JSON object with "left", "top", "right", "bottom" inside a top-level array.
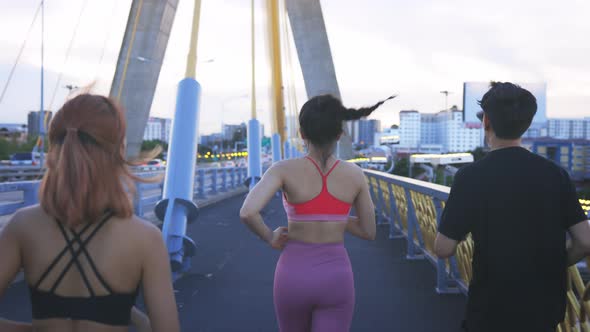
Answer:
[{"left": 434, "top": 232, "right": 459, "bottom": 259}]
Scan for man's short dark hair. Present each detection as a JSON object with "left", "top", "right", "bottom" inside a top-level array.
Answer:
[{"left": 477, "top": 82, "right": 537, "bottom": 139}]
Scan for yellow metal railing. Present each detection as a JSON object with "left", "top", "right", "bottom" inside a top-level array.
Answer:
[{"left": 364, "top": 169, "right": 590, "bottom": 330}]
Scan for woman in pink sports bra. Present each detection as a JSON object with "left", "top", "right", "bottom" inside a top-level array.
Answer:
[{"left": 240, "top": 94, "right": 395, "bottom": 332}]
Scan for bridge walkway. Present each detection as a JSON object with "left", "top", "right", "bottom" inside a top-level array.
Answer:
[{"left": 0, "top": 192, "right": 466, "bottom": 331}]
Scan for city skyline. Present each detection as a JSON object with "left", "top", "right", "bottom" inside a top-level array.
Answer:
[{"left": 1, "top": 0, "right": 589, "bottom": 135}]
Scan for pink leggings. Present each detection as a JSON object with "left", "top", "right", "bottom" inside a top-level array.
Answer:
[{"left": 273, "top": 241, "right": 355, "bottom": 332}]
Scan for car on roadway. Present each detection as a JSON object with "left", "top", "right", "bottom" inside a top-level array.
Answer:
[{"left": 9, "top": 152, "right": 41, "bottom": 166}]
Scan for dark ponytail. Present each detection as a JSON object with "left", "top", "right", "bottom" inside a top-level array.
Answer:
[
  {"left": 299, "top": 94, "right": 396, "bottom": 147},
  {"left": 298, "top": 94, "right": 395, "bottom": 167},
  {"left": 340, "top": 95, "right": 397, "bottom": 121}
]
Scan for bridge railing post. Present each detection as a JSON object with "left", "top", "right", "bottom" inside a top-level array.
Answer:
[
  {"left": 221, "top": 168, "right": 228, "bottom": 192},
  {"left": 433, "top": 197, "right": 459, "bottom": 294},
  {"left": 387, "top": 182, "right": 404, "bottom": 239},
  {"left": 403, "top": 187, "right": 424, "bottom": 260},
  {"left": 376, "top": 178, "right": 387, "bottom": 225},
  {"left": 23, "top": 182, "right": 39, "bottom": 207},
  {"left": 134, "top": 182, "right": 143, "bottom": 217},
  {"left": 240, "top": 167, "right": 247, "bottom": 185},
  {"left": 197, "top": 169, "right": 206, "bottom": 199},
  {"left": 367, "top": 175, "right": 383, "bottom": 222},
  {"left": 230, "top": 167, "right": 236, "bottom": 189},
  {"left": 211, "top": 168, "right": 218, "bottom": 194}
]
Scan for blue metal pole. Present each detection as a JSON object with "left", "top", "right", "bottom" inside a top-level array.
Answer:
[
  {"left": 284, "top": 140, "right": 291, "bottom": 159},
  {"left": 155, "top": 78, "right": 200, "bottom": 275},
  {"left": 272, "top": 132, "right": 281, "bottom": 163},
  {"left": 291, "top": 144, "right": 297, "bottom": 159},
  {"left": 246, "top": 119, "right": 262, "bottom": 190}
]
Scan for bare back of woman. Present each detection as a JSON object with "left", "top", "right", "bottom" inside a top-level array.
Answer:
[
  {"left": 0, "top": 94, "right": 179, "bottom": 332},
  {"left": 4, "top": 206, "right": 174, "bottom": 332},
  {"left": 281, "top": 156, "right": 374, "bottom": 244}
]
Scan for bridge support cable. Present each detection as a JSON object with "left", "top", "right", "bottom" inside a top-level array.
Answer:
[
  {"left": 48, "top": 0, "right": 89, "bottom": 111},
  {"left": 266, "top": 0, "right": 285, "bottom": 161},
  {"left": 93, "top": 0, "right": 119, "bottom": 85},
  {"left": 39, "top": 0, "right": 46, "bottom": 169},
  {"left": 156, "top": 0, "right": 202, "bottom": 280},
  {"left": 280, "top": 0, "right": 302, "bottom": 158},
  {"left": 0, "top": 2, "right": 42, "bottom": 104},
  {"left": 246, "top": 0, "right": 263, "bottom": 190}
]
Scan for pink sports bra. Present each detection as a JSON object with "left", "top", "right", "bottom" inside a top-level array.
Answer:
[{"left": 282, "top": 157, "right": 352, "bottom": 222}]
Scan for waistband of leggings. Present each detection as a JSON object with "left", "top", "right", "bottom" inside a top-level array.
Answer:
[{"left": 286, "top": 240, "right": 345, "bottom": 247}]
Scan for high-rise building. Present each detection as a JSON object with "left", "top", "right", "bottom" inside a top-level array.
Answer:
[
  {"left": 523, "top": 138, "right": 590, "bottom": 181},
  {"left": 399, "top": 110, "right": 420, "bottom": 149},
  {"left": 143, "top": 117, "right": 172, "bottom": 142},
  {"left": 222, "top": 123, "right": 247, "bottom": 142},
  {"left": 440, "top": 108, "right": 483, "bottom": 153},
  {"left": 200, "top": 133, "right": 224, "bottom": 147},
  {"left": 548, "top": 118, "right": 590, "bottom": 139},
  {"left": 27, "top": 111, "right": 53, "bottom": 139},
  {"left": 523, "top": 125, "right": 547, "bottom": 139},
  {"left": 399, "top": 107, "right": 483, "bottom": 153},
  {"left": 356, "top": 119, "right": 381, "bottom": 146}
]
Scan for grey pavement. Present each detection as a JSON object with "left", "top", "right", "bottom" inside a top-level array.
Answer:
[{"left": 0, "top": 192, "right": 466, "bottom": 332}]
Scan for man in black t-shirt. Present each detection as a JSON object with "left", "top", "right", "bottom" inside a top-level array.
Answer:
[{"left": 434, "top": 82, "right": 590, "bottom": 332}]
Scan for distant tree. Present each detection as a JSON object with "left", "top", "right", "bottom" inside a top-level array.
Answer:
[
  {"left": 392, "top": 157, "right": 409, "bottom": 176},
  {"left": 0, "top": 137, "right": 40, "bottom": 160},
  {"left": 0, "top": 139, "right": 15, "bottom": 160},
  {"left": 390, "top": 124, "right": 399, "bottom": 129}
]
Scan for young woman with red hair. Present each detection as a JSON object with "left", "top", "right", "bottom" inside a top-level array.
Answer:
[{"left": 0, "top": 94, "right": 179, "bottom": 332}]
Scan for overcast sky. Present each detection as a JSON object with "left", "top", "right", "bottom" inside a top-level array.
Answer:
[{"left": 1, "top": 0, "right": 589, "bottom": 134}]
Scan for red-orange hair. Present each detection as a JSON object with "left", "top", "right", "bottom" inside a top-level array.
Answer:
[{"left": 40, "top": 94, "right": 144, "bottom": 227}]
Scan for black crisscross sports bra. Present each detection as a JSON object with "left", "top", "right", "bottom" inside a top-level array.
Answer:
[{"left": 28, "top": 212, "right": 139, "bottom": 326}]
